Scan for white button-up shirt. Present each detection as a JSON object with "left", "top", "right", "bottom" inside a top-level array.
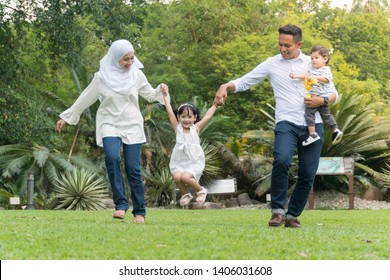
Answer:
[
  {"left": 60, "top": 69, "right": 168, "bottom": 147},
  {"left": 231, "top": 51, "right": 338, "bottom": 126}
]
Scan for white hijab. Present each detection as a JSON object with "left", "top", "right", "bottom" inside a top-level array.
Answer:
[{"left": 97, "top": 39, "right": 144, "bottom": 94}]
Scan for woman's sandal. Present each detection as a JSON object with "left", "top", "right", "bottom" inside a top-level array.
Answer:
[
  {"left": 195, "top": 187, "right": 207, "bottom": 204},
  {"left": 113, "top": 210, "right": 126, "bottom": 219},
  {"left": 133, "top": 215, "right": 145, "bottom": 224},
  {"left": 179, "top": 193, "right": 193, "bottom": 206}
]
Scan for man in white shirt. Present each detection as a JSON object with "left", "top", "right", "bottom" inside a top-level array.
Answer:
[{"left": 214, "top": 24, "right": 338, "bottom": 228}]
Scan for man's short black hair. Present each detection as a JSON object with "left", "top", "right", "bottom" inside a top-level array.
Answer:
[{"left": 278, "top": 24, "right": 302, "bottom": 42}]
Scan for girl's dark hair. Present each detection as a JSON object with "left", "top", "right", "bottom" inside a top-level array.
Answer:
[
  {"left": 310, "top": 46, "right": 331, "bottom": 65},
  {"left": 174, "top": 103, "right": 201, "bottom": 123}
]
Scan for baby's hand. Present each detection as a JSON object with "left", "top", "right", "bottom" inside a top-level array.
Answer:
[
  {"left": 306, "top": 76, "right": 317, "bottom": 84},
  {"left": 289, "top": 73, "right": 295, "bottom": 79}
]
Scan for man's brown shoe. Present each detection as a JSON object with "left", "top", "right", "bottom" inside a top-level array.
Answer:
[
  {"left": 268, "top": 213, "right": 285, "bottom": 227},
  {"left": 284, "top": 218, "right": 301, "bottom": 228}
]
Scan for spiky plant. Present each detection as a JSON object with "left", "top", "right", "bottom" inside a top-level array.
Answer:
[
  {"left": 142, "top": 153, "right": 175, "bottom": 207},
  {"left": 201, "top": 141, "right": 223, "bottom": 184},
  {"left": 316, "top": 92, "right": 390, "bottom": 193},
  {"left": 52, "top": 167, "right": 108, "bottom": 210},
  {"left": 236, "top": 91, "right": 390, "bottom": 196}
]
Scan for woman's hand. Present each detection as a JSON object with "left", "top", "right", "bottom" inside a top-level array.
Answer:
[
  {"left": 160, "top": 83, "right": 169, "bottom": 96},
  {"left": 56, "top": 119, "right": 66, "bottom": 132}
]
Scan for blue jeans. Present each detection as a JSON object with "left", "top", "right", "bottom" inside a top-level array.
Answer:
[
  {"left": 270, "top": 121, "right": 323, "bottom": 218},
  {"left": 103, "top": 137, "right": 145, "bottom": 217}
]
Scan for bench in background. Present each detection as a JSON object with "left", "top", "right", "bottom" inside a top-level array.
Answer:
[
  {"left": 309, "top": 157, "right": 355, "bottom": 210},
  {"left": 206, "top": 178, "right": 237, "bottom": 195},
  {"left": 173, "top": 178, "right": 237, "bottom": 206}
]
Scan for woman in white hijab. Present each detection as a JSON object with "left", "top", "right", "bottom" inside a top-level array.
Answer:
[{"left": 56, "top": 39, "right": 169, "bottom": 223}]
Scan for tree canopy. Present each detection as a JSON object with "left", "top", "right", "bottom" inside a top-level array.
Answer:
[{"left": 1, "top": 0, "right": 389, "bottom": 149}]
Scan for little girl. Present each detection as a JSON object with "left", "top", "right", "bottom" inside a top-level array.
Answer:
[{"left": 162, "top": 93, "right": 218, "bottom": 205}]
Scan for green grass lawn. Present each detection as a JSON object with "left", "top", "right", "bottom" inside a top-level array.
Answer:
[{"left": 1, "top": 208, "right": 389, "bottom": 260}]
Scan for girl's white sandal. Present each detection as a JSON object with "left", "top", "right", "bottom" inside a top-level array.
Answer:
[
  {"left": 195, "top": 187, "right": 207, "bottom": 204},
  {"left": 179, "top": 193, "right": 193, "bottom": 206}
]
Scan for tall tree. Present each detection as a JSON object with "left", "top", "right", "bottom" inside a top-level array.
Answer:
[{"left": 351, "top": 0, "right": 390, "bottom": 13}]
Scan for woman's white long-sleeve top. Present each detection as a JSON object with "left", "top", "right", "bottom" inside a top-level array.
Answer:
[{"left": 59, "top": 69, "right": 167, "bottom": 147}]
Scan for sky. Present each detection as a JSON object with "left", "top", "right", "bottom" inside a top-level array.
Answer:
[{"left": 329, "top": 0, "right": 354, "bottom": 9}]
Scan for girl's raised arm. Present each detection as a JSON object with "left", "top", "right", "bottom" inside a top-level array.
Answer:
[
  {"left": 163, "top": 93, "right": 178, "bottom": 129},
  {"left": 196, "top": 104, "right": 217, "bottom": 132}
]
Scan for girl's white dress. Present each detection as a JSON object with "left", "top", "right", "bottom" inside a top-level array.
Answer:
[{"left": 169, "top": 123, "right": 205, "bottom": 182}]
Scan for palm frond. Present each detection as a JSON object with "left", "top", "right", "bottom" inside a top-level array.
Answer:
[
  {"left": 1, "top": 155, "right": 32, "bottom": 178},
  {"left": 354, "top": 162, "right": 384, "bottom": 180},
  {"left": 0, "top": 144, "right": 32, "bottom": 156},
  {"left": 43, "top": 161, "right": 59, "bottom": 186},
  {"left": 199, "top": 115, "right": 230, "bottom": 143},
  {"left": 50, "top": 153, "right": 75, "bottom": 172},
  {"left": 33, "top": 145, "right": 50, "bottom": 168},
  {"left": 201, "top": 142, "right": 223, "bottom": 182}
]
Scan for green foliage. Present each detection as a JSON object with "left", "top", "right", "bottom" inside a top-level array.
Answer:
[
  {"left": 0, "top": 23, "right": 18, "bottom": 87},
  {"left": 201, "top": 142, "right": 224, "bottom": 185},
  {"left": 326, "top": 12, "right": 390, "bottom": 83},
  {"left": 142, "top": 153, "right": 175, "bottom": 207},
  {"left": 378, "top": 163, "right": 390, "bottom": 190},
  {"left": 51, "top": 167, "right": 108, "bottom": 210},
  {"left": 32, "top": 0, "right": 87, "bottom": 71},
  {"left": 0, "top": 88, "right": 64, "bottom": 148},
  {"left": 0, "top": 144, "right": 74, "bottom": 196},
  {"left": 314, "top": 91, "right": 390, "bottom": 193},
  {"left": 0, "top": 143, "right": 106, "bottom": 208},
  {"left": 324, "top": 93, "right": 390, "bottom": 159},
  {"left": 0, "top": 177, "right": 21, "bottom": 209},
  {"left": 206, "top": 33, "right": 277, "bottom": 134},
  {"left": 351, "top": 0, "right": 390, "bottom": 13},
  {"left": 239, "top": 90, "right": 390, "bottom": 196}
]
